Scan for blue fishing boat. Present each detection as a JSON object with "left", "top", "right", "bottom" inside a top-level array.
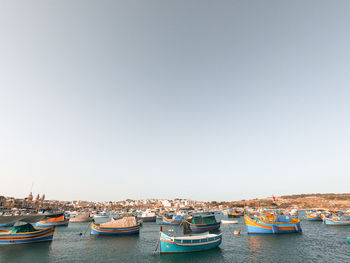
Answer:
[
  {"left": 323, "top": 216, "right": 350, "bottom": 226},
  {"left": 0, "top": 224, "right": 55, "bottom": 244},
  {"left": 158, "top": 229, "right": 222, "bottom": 254},
  {"left": 0, "top": 214, "right": 61, "bottom": 244},
  {"left": 244, "top": 213, "right": 302, "bottom": 234},
  {"left": 91, "top": 216, "right": 141, "bottom": 235},
  {"left": 184, "top": 213, "right": 220, "bottom": 232},
  {"left": 36, "top": 215, "right": 69, "bottom": 227},
  {"left": 162, "top": 214, "right": 183, "bottom": 225}
]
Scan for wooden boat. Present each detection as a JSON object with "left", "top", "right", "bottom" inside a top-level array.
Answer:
[
  {"left": 323, "top": 216, "right": 350, "bottom": 226},
  {"left": 162, "top": 215, "right": 183, "bottom": 225},
  {"left": 159, "top": 229, "right": 222, "bottom": 254},
  {"left": 139, "top": 212, "right": 156, "bottom": 222},
  {"left": 69, "top": 213, "right": 93, "bottom": 223},
  {"left": 0, "top": 223, "right": 55, "bottom": 244},
  {"left": 36, "top": 215, "right": 69, "bottom": 227},
  {"left": 221, "top": 220, "right": 238, "bottom": 224},
  {"left": 222, "top": 209, "right": 242, "bottom": 218},
  {"left": 91, "top": 216, "right": 141, "bottom": 235},
  {"left": 305, "top": 212, "right": 323, "bottom": 221},
  {"left": 93, "top": 212, "right": 109, "bottom": 218},
  {"left": 244, "top": 213, "right": 302, "bottom": 234},
  {"left": 184, "top": 213, "right": 220, "bottom": 232}
]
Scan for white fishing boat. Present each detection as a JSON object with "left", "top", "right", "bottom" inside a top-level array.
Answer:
[{"left": 221, "top": 220, "right": 238, "bottom": 224}]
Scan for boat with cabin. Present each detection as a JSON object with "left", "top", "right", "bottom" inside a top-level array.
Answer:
[
  {"left": 184, "top": 213, "right": 221, "bottom": 232},
  {"left": 158, "top": 227, "right": 222, "bottom": 254},
  {"left": 244, "top": 212, "right": 302, "bottom": 234},
  {"left": 0, "top": 214, "right": 60, "bottom": 244}
]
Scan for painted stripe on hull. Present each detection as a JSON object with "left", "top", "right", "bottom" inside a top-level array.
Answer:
[
  {"left": 90, "top": 223, "right": 141, "bottom": 235},
  {"left": 187, "top": 222, "right": 221, "bottom": 232},
  {"left": 162, "top": 216, "right": 182, "bottom": 225},
  {"left": 244, "top": 214, "right": 301, "bottom": 234},
  {"left": 36, "top": 219, "right": 69, "bottom": 227},
  {"left": 324, "top": 219, "right": 350, "bottom": 225},
  {"left": 160, "top": 233, "right": 222, "bottom": 253},
  {"left": 0, "top": 227, "right": 55, "bottom": 244}
]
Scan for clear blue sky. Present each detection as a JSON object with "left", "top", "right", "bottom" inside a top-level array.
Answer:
[{"left": 1, "top": 0, "right": 350, "bottom": 202}]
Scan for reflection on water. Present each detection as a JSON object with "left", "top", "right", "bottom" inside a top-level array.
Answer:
[
  {"left": 248, "top": 235, "right": 262, "bottom": 253},
  {"left": 0, "top": 241, "right": 51, "bottom": 263}
]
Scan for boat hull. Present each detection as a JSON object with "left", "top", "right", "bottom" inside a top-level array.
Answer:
[
  {"left": 90, "top": 223, "right": 141, "bottom": 235},
  {"left": 36, "top": 219, "right": 69, "bottom": 227},
  {"left": 305, "top": 214, "right": 322, "bottom": 221},
  {"left": 324, "top": 219, "right": 350, "bottom": 226},
  {"left": 187, "top": 221, "right": 221, "bottom": 232},
  {"left": 244, "top": 214, "right": 302, "bottom": 234},
  {"left": 139, "top": 216, "right": 156, "bottom": 222},
  {"left": 0, "top": 227, "right": 55, "bottom": 244},
  {"left": 160, "top": 232, "right": 222, "bottom": 254},
  {"left": 162, "top": 216, "right": 183, "bottom": 225}
]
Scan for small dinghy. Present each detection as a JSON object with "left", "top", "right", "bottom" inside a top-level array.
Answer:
[{"left": 221, "top": 220, "right": 238, "bottom": 224}]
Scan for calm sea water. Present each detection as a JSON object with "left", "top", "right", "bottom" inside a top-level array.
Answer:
[{"left": 0, "top": 211, "right": 350, "bottom": 262}]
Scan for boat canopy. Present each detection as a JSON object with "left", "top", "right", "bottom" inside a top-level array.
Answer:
[
  {"left": 191, "top": 215, "right": 217, "bottom": 225},
  {"left": 11, "top": 223, "right": 36, "bottom": 233}
]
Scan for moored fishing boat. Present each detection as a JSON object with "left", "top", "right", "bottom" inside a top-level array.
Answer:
[
  {"left": 162, "top": 214, "right": 183, "bottom": 225},
  {"left": 305, "top": 211, "right": 323, "bottom": 221},
  {"left": 158, "top": 227, "right": 222, "bottom": 254},
  {"left": 0, "top": 224, "right": 55, "bottom": 244},
  {"left": 0, "top": 214, "right": 60, "bottom": 244},
  {"left": 36, "top": 215, "right": 69, "bottom": 227},
  {"left": 184, "top": 213, "right": 220, "bottom": 232},
  {"left": 222, "top": 209, "right": 242, "bottom": 218},
  {"left": 221, "top": 220, "right": 238, "bottom": 224},
  {"left": 91, "top": 216, "right": 141, "bottom": 235},
  {"left": 244, "top": 213, "right": 302, "bottom": 234},
  {"left": 69, "top": 213, "right": 93, "bottom": 223},
  {"left": 323, "top": 215, "right": 350, "bottom": 226},
  {"left": 139, "top": 211, "right": 156, "bottom": 222},
  {"left": 93, "top": 211, "right": 110, "bottom": 219}
]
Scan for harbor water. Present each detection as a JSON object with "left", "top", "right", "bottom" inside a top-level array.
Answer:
[{"left": 0, "top": 212, "right": 349, "bottom": 262}]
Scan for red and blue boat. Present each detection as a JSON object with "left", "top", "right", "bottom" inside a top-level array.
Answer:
[
  {"left": 91, "top": 216, "right": 141, "bottom": 235},
  {"left": 162, "top": 214, "right": 183, "bottom": 225},
  {"left": 244, "top": 213, "right": 302, "bottom": 234},
  {"left": 36, "top": 215, "right": 69, "bottom": 227},
  {"left": 184, "top": 213, "right": 220, "bottom": 232}
]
